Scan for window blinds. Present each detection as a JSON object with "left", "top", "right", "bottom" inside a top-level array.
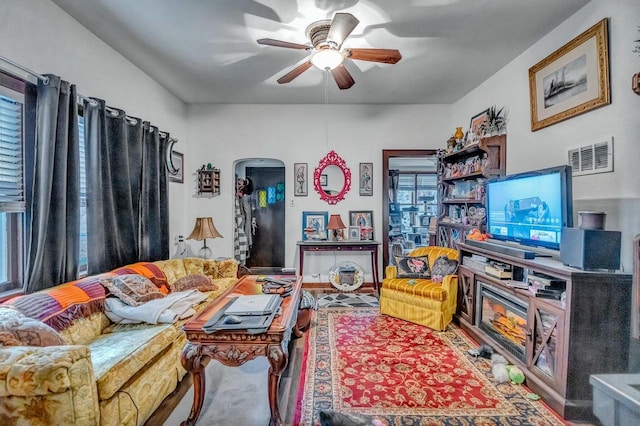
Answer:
[{"left": 0, "top": 94, "right": 24, "bottom": 212}]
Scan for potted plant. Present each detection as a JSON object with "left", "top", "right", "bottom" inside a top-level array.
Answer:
[{"left": 479, "top": 105, "right": 507, "bottom": 136}]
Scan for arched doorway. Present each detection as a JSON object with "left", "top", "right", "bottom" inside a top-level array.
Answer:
[{"left": 234, "top": 158, "right": 285, "bottom": 272}]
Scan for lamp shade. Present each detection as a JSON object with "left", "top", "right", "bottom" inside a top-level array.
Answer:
[
  {"left": 187, "top": 217, "right": 223, "bottom": 240},
  {"left": 327, "top": 214, "right": 346, "bottom": 230}
]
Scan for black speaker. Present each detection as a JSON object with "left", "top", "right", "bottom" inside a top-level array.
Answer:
[{"left": 560, "top": 227, "right": 621, "bottom": 270}]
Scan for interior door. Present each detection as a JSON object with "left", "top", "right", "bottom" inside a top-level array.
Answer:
[{"left": 245, "top": 167, "right": 285, "bottom": 268}]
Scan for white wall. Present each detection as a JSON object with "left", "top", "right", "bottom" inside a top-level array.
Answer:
[
  {"left": 0, "top": 0, "right": 188, "bottom": 240},
  {"left": 4, "top": 0, "right": 638, "bottom": 278},
  {"left": 451, "top": 0, "right": 640, "bottom": 268},
  {"left": 186, "top": 104, "right": 451, "bottom": 280}
]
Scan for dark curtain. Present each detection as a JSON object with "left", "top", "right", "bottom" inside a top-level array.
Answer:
[
  {"left": 139, "top": 122, "right": 170, "bottom": 261},
  {"left": 25, "top": 75, "right": 80, "bottom": 292},
  {"left": 84, "top": 99, "right": 169, "bottom": 273}
]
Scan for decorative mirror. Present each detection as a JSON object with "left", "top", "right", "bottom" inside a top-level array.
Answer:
[{"left": 313, "top": 150, "right": 351, "bottom": 205}]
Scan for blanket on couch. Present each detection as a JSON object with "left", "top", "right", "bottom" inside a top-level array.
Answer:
[{"left": 104, "top": 290, "right": 208, "bottom": 324}]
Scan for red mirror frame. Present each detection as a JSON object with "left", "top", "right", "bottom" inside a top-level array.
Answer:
[{"left": 313, "top": 150, "right": 351, "bottom": 205}]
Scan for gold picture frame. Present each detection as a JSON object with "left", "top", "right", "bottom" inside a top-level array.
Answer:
[{"left": 529, "top": 18, "right": 609, "bottom": 131}]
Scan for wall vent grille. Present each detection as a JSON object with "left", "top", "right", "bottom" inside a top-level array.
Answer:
[{"left": 568, "top": 137, "right": 613, "bottom": 176}]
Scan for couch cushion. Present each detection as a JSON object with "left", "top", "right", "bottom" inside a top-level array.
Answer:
[
  {"left": 153, "top": 259, "right": 188, "bottom": 284},
  {"left": 99, "top": 275, "right": 165, "bottom": 307},
  {"left": 170, "top": 274, "right": 218, "bottom": 293},
  {"left": 214, "top": 258, "right": 238, "bottom": 278},
  {"left": 89, "top": 323, "right": 179, "bottom": 400},
  {"left": 0, "top": 307, "right": 65, "bottom": 347},
  {"left": 182, "top": 257, "right": 206, "bottom": 276},
  {"left": 430, "top": 255, "right": 459, "bottom": 282},
  {"left": 382, "top": 278, "right": 447, "bottom": 301},
  {"left": 112, "top": 262, "right": 169, "bottom": 292}
]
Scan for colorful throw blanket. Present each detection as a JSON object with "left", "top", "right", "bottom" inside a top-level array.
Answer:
[
  {"left": 104, "top": 290, "right": 208, "bottom": 324},
  {"left": 4, "top": 279, "right": 106, "bottom": 331}
]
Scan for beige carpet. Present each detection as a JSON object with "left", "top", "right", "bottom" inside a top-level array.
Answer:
[{"left": 163, "top": 357, "right": 271, "bottom": 426}]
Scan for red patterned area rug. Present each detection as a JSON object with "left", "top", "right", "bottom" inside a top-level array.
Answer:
[{"left": 294, "top": 308, "right": 566, "bottom": 426}]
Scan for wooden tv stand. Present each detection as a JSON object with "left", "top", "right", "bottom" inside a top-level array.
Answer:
[{"left": 456, "top": 242, "right": 632, "bottom": 421}]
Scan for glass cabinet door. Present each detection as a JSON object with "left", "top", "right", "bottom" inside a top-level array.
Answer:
[{"left": 528, "top": 299, "right": 564, "bottom": 389}]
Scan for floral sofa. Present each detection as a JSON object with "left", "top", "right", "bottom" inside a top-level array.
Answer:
[{"left": 0, "top": 257, "right": 239, "bottom": 426}]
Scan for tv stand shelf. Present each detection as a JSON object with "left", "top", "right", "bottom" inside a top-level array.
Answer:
[{"left": 456, "top": 241, "right": 632, "bottom": 422}]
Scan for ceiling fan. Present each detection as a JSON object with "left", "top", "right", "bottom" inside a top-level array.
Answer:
[{"left": 257, "top": 12, "right": 401, "bottom": 90}]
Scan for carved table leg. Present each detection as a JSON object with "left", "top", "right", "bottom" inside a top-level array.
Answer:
[
  {"left": 180, "top": 343, "right": 206, "bottom": 426},
  {"left": 267, "top": 344, "right": 288, "bottom": 426}
]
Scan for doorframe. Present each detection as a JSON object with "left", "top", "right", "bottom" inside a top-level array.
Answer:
[
  {"left": 382, "top": 149, "right": 438, "bottom": 269},
  {"left": 233, "top": 158, "right": 285, "bottom": 269}
]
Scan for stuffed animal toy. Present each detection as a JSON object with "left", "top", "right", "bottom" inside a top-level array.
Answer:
[
  {"left": 491, "top": 354, "right": 510, "bottom": 383},
  {"left": 506, "top": 365, "right": 525, "bottom": 384}
]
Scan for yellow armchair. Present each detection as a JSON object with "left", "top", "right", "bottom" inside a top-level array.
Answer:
[{"left": 380, "top": 246, "right": 459, "bottom": 331}]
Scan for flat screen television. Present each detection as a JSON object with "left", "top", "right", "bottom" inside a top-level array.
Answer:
[{"left": 485, "top": 165, "right": 573, "bottom": 250}]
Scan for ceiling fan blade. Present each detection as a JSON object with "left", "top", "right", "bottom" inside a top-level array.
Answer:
[
  {"left": 346, "top": 48, "right": 402, "bottom": 64},
  {"left": 331, "top": 65, "right": 355, "bottom": 90},
  {"left": 257, "top": 38, "right": 310, "bottom": 50},
  {"left": 326, "top": 13, "right": 360, "bottom": 48},
  {"left": 277, "top": 61, "right": 313, "bottom": 84}
]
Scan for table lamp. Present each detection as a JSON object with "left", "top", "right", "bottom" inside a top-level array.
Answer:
[
  {"left": 187, "top": 217, "right": 223, "bottom": 259},
  {"left": 327, "top": 214, "right": 346, "bottom": 241}
]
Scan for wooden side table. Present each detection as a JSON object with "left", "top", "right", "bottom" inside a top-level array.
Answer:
[
  {"left": 296, "top": 240, "right": 381, "bottom": 292},
  {"left": 180, "top": 275, "right": 303, "bottom": 426}
]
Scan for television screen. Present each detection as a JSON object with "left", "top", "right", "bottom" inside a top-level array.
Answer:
[{"left": 485, "top": 165, "right": 572, "bottom": 250}]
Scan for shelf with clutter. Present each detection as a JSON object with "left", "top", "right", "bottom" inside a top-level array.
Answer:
[
  {"left": 196, "top": 164, "right": 220, "bottom": 196},
  {"left": 437, "top": 128, "right": 506, "bottom": 248}
]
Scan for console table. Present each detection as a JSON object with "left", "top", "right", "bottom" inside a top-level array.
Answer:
[{"left": 297, "top": 240, "right": 381, "bottom": 292}]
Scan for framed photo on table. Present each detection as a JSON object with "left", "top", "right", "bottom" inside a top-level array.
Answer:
[
  {"left": 302, "top": 211, "right": 328, "bottom": 240},
  {"left": 348, "top": 226, "right": 361, "bottom": 241},
  {"left": 359, "top": 162, "right": 373, "bottom": 196},
  {"left": 349, "top": 210, "right": 373, "bottom": 240},
  {"left": 294, "top": 163, "right": 308, "bottom": 196},
  {"left": 529, "top": 18, "right": 609, "bottom": 131}
]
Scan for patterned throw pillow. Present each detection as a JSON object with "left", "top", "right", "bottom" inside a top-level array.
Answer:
[
  {"left": 0, "top": 307, "right": 65, "bottom": 347},
  {"left": 170, "top": 274, "right": 218, "bottom": 293},
  {"left": 99, "top": 274, "right": 165, "bottom": 306},
  {"left": 395, "top": 255, "right": 431, "bottom": 279},
  {"left": 431, "top": 255, "right": 459, "bottom": 282}
]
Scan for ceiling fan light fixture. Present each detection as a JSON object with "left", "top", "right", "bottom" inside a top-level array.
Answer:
[{"left": 310, "top": 49, "right": 344, "bottom": 70}]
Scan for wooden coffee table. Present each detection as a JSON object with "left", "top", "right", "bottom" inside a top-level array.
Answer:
[{"left": 180, "top": 275, "right": 303, "bottom": 426}]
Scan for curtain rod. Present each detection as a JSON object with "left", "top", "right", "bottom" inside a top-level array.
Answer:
[
  {"left": 0, "top": 55, "right": 49, "bottom": 84},
  {"left": 0, "top": 55, "right": 174, "bottom": 139}
]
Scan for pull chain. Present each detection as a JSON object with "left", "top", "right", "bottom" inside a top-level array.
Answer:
[{"left": 324, "top": 69, "right": 329, "bottom": 149}]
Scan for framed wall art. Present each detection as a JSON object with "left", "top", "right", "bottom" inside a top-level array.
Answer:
[
  {"left": 301, "top": 211, "right": 328, "bottom": 240},
  {"left": 168, "top": 151, "right": 184, "bottom": 183},
  {"left": 529, "top": 18, "right": 609, "bottom": 131},
  {"left": 468, "top": 109, "right": 489, "bottom": 144},
  {"left": 349, "top": 210, "right": 373, "bottom": 240},
  {"left": 359, "top": 162, "right": 373, "bottom": 196},
  {"left": 294, "top": 163, "right": 308, "bottom": 196}
]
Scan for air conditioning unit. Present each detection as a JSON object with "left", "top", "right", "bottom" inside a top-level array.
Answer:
[{"left": 568, "top": 137, "right": 613, "bottom": 176}]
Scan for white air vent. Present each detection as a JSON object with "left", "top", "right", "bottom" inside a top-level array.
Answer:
[{"left": 567, "top": 137, "right": 613, "bottom": 176}]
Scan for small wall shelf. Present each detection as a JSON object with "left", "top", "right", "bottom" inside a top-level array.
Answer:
[{"left": 196, "top": 168, "right": 220, "bottom": 196}]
